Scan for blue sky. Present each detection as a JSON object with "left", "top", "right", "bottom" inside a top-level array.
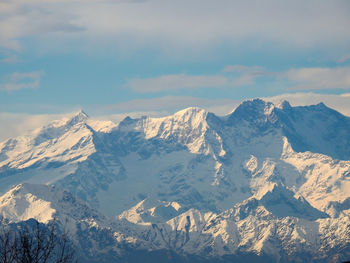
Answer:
[{"left": 1, "top": 0, "right": 350, "bottom": 139}]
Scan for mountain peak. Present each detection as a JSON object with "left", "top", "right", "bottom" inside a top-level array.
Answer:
[
  {"left": 119, "top": 197, "right": 182, "bottom": 224},
  {"left": 232, "top": 99, "right": 274, "bottom": 114},
  {"left": 66, "top": 110, "right": 89, "bottom": 126},
  {"left": 276, "top": 100, "right": 292, "bottom": 110},
  {"left": 228, "top": 98, "right": 276, "bottom": 125},
  {"left": 0, "top": 183, "right": 57, "bottom": 223},
  {"left": 258, "top": 184, "right": 329, "bottom": 220},
  {"left": 171, "top": 107, "right": 207, "bottom": 125},
  {"left": 316, "top": 101, "right": 326, "bottom": 107},
  {"left": 72, "top": 109, "right": 89, "bottom": 120},
  {"left": 312, "top": 102, "right": 336, "bottom": 113},
  {"left": 0, "top": 183, "right": 105, "bottom": 224},
  {"left": 174, "top": 106, "right": 207, "bottom": 117}
]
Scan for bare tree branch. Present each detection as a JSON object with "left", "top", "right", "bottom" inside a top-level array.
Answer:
[{"left": 0, "top": 219, "right": 76, "bottom": 263}]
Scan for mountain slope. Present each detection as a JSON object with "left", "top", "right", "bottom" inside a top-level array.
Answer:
[
  {"left": 2, "top": 182, "right": 348, "bottom": 263},
  {"left": 0, "top": 183, "right": 153, "bottom": 263}
]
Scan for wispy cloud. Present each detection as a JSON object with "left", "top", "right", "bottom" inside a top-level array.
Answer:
[
  {"left": 0, "top": 112, "right": 72, "bottom": 141},
  {"left": 286, "top": 66, "right": 350, "bottom": 90},
  {"left": 126, "top": 65, "right": 350, "bottom": 93},
  {"left": 224, "top": 65, "right": 350, "bottom": 91},
  {"left": 0, "top": 54, "right": 18, "bottom": 64},
  {"left": 127, "top": 74, "right": 228, "bottom": 93},
  {"left": 336, "top": 54, "right": 350, "bottom": 63},
  {"left": 0, "top": 0, "right": 86, "bottom": 51},
  {"left": 223, "top": 65, "right": 275, "bottom": 86},
  {"left": 0, "top": 71, "right": 44, "bottom": 92},
  {"left": 126, "top": 65, "right": 276, "bottom": 93},
  {"left": 102, "top": 95, "right": 239, "bottom": 115},
  {"left": 223, "top": 65, "right": 271, "bottom": 75},
  {"left": 0, "top": 0, "right": 349, "bottom": 53}
]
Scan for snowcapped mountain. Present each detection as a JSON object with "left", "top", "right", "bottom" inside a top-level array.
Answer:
[
  {"left": 118, "top": 197, "right": 183, "bottom": 224},
  {"left": 0, "top": 99, "right": 350, "bottom": 262},
  {"left": 0, "top": 183, "right": 157, "bottom": 263}
]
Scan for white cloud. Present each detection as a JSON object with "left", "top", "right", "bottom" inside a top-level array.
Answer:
[
  {"left": 286, "top": 66, "right": 350, "bottom": 90},
  {"left": 75, "top": 0, "right": 350, "bottom": 48},
  {"left": 0, "top": 0, "right": 349, "bottom": 52},
  {"left": 127, "top": 74, "right": 228, "bottom": 92},
  {"left": 224, "top": 65, "right": 350, "bottom": 91},
  {"left": 0, "top": 112, "right": 72, "bottom": 141},
  {"left": 126, "top": 65, "right": 350, "bottom": 93},
  {"left": 224, "top": 65, "right": 275, "bottom": 86},
  {"left": 0, "top": 0, "right": 85, "bottom": 51},
  {"left": 0, "top": 71, "right": 44, "bottom": 92},
  {"left": 126, "top": 65, "right": 276, "bottom": 93}
]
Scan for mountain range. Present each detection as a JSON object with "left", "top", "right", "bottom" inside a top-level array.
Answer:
[{"left": 0, "top": 99, "right": 349, "bottom": 262}]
